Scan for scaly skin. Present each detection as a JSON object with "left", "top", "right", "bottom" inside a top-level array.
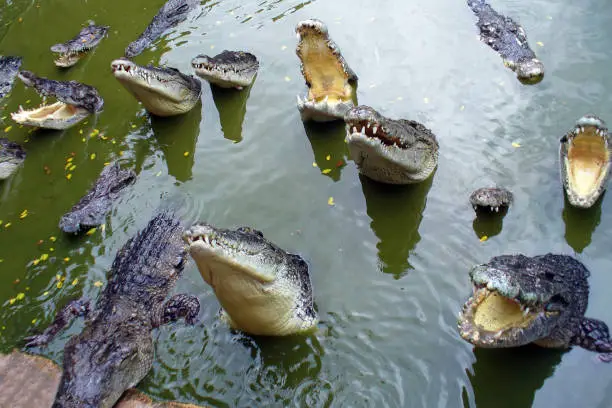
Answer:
[
  {"left": 0, "top": 56, "right": 22, "bottom": 99},
  {"left": 295, "top": 19, "right": 358, "bottom": 122},
  {"left": 51, "top": 22, "right": 109, "bottom": 68},
  {"left": 467, "top": 0, "right": 544, "bottom": 84},
  {"left": 125, "top": 0, "right": 198, "bottom": 58},
  {"left": 0, "top": 138, "right": 26, "bottom": 180},
  {"left": 560, "top": 115, "right": 611, "bottom": 209},
  {"left": 24, "top": 212, "right": 201, "bottom": 408},
  {"left": 191, "top": 50, "right": 259, "bottom": 90},
  {"left": 469, "top": 187, "right": 513, "bottom": 213},
  {"left": 112, "top": 58, "right": 202, "bottom": 116},
  {"left": 59, "top": 162, "right": 136, "bottom": 234},
  {"left": 11, "top": 71, "right": 104, "bottom": 129},
  {"left": 183, "top": 223, "right": 318, "bottom": 336},
  {"left": 458, "top": 254, "right": 612, "bottom": 361},
  {"left": 344, "top": 105, "right": 438, "bottom": 184}
]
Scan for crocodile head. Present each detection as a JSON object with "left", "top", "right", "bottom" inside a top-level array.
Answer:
[
  {"left": 183, "top": 223, "right": 318, "bottom": 336},
  {"left": 111, "top": 58, "right": 202, "bottom": 116},
  {"left": 458, "top": 254, "right": 588, "bottom": 349},
  {"left": 295, "top": 19, "right": 358, "bottom": 122},
  {"left": 0, "top": 138, "right": 26, "bottom": 180},
  {"left": 50, "top": 22, "right": 109, "bottom": 68},
  {"left": 344, "top": 105, "right": 439, "bottom": 184},
  {"left": 0, "top": 56, "right": 22, "bottom": 99},
  {"left": 560, "top": 115, "right": 611, "bottom": 209},
  {"left": 505, "top": 57, "right": 544, "bottom": 85},
  {"left": 191, "top": 50, "right": 259, "bottom": 90},
  {"left": 470, "top": 187, "right": 513, "bottom": 213},
  {"left": 11, "top": 71, "right": 103, "bottom": 129}
]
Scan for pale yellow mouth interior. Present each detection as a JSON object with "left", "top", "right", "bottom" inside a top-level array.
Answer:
[
  {"left": 567, "top": 129, "right": 609, "bottom": 196},
  {"left": 54, "top": 52, "right": 85, "bottom": 67},
  {"left": 473, "top": 291, "right": 536, "bottom": 332},
  {"left": 297, "top": 31, "right": 352, "bottom": 103},
  {"left": 14, "top": 102, "right": 79, "bottom": 120}
]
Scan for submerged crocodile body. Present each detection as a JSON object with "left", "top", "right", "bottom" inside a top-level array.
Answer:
[
  {"left": 191, "top": 50, "right": 259, "bottom": 90},
  {"left": 0, "top": 56, "right": 22, "bottom": 99},
  {"left": 59, "top": 162, "right": 136, "bottom": 234},
  {"left": 183, "top": 223, "right": 318, "bottom": 336},
  {"left": 0, "top": 138, "right": 26, "bottom": 180},
  {"left": 458, "top": 254, "right": 612, "bottom": 361},
  {"left": 25, "top": 211, "right": 201, "bottom": 408},
  {"left": 296, "top": 19, "right": 358, "bottom": 122},
  {"left": 125, "top": 0, "right": 198, "bottom": 58},
  {"left": 467, "top": 0, "right": 544, "bottom": 84},
  {"left": 11, "top": 71, "right": 104, "bottom": 129},
  {"left": 112, "top": 58, "right": 202, "bottom": 116},
  {"left": 51, "top": 22, "right": 109, "bottom": 68},
  {"left": 560, "top": 115, "right": 611, "bottom": 209},
  {"left": 344, "top": 105, "right": 438, "bottom": 184},
  {"left": 470, "top": 187, "right": 513, "bottom": 213}
]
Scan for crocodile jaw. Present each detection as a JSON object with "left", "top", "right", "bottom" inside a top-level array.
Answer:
[
  {"left": 191, "top": 52, "right": 259, "bottom": 89},
  {"left": 53, "top": 51, "right": 88, "bottom": 68},
  {"left": 506, "top": 58, "right": 544, "bottom": 85},
  {"left": 10, "top": 101, "right": 89, "bottom": 129}
]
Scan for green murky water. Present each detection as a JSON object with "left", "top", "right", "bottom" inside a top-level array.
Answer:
[{"left": 1, "top": 0, "right": 612, "bottom": 406}]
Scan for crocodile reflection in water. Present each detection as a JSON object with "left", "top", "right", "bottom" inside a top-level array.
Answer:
[
  {"left": 562, "top": 195, "right": 603, "bottom": 253},
  {"left": 361, "top": 174, "right": 434, "bottom": 277},
  {"left": 210, "top": 85, "right": 253, "bottom": 143},
  {"left": 303, "top": 120, "right": 349, "bottom": 181}
]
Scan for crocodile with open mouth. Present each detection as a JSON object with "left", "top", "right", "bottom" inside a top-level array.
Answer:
[
  {"left": 125, "top": 0, "right": 198, "bottom": 58},
  {"left": 59, "top": 162, "right": 136, "bottom": 234},
  {"left": 191, "top": 50, "right": 259, "bottom": 90},
  {"left": 112, "top": 58, "right": 202, "bottom": 116},
  {"left": 344, "top": 105, "right": 439, "bottom": 184},
  {"left": 25, "top": 211, "right": 200, "bottom": 408},
  {"left": 467, "top": 0, "right": 544, "bottom": 84},
  {"left": 0, "top": 56, "right": 22, "bottom": 99},
  {"left": 295, "top": 19, "right": 358, "bottom": 122},
  {"left": 11, "top": 71, "right": 104, "bottom": 129},
  {"left": 51, "top": 21, "right": 109, "bottom": 68},
  {"left": 183, "top": 223, "right": 318, "bottom": 336},
  {"left": 0, "top": 138, "right": 26, "bottom": 180},
  {"left": 458, "top": 253, "right": 612, "bottom": 361},
  {"left": 470, "top": 187, "right": 513, "bottom": 213},
  {"left": 560, "top": 114, "right": 611, "bottom": 209}
]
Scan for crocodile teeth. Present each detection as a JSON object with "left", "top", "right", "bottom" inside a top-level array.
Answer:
[
  {"left": 352, "top": 126, "right": 357, "bottom": 133},
  {"left": 204, "top": 235, "right": 210, "bottom": 245},
  {"left": 494, "top": 206, "right": 499, "bottom": 212},
  {"left": 490, "top": 206, "right": 494, "bottom": 211},
  {"left": 366, "top": 123, "right": 371, "bottom": 129},
  {"left": 372, "top": 126, "right": 378, "bottom": 135},
  {"left": 360, "top": 126, "right": 365, "bottom": 135},
  {"left": 574, "top": 128, "right": 580, "bottom": 135}
]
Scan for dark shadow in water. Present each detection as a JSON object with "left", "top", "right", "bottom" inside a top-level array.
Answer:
[
  {"left": 360, "top": 173, "right": 434, "bottom": 278},
  {"left": 210, "top": 83, "right": 254, "bottom": 143},
  {"left": 466, "top": 345, "right": 564, "bottom": 408},
  {"left": 472, "top": 208, "right": 509, "bottom": 240},
  {"left": 303, "top": 121, "right": 349, "bottom": 182},
  {"left": 562, "top": 194, "right": 603, "bottom": 253}
]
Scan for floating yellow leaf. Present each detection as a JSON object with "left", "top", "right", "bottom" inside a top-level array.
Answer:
[
  {"left": 104, "top": 162, "right": 111, "bottom": 166},
  {"left": 40, "top": 253, "right": 49, "bottom": 261},
  {"left": 131, "top": 124, "right": 137, "bottom": 128},
  {"left": 281, "top": 45, "right": 287, "bottom": 50},
  {"left": 71, "top": 279, "right": 78, "bottom": 286},
  {"left": 82, "top": 138, "right": 86, "bottom": 142},
  {"left": 156, "top": 171, "right": 162, "bottom": 177},
  {"left": 69, "top": 165, "right": 76, "bottom": 171},
  {"left": 325, "top": 155, "right": 331, "bottom": 160},
  {"left": 512, "top": 142, "right": 521, "bottom": 148},
  {"left": 79, "top": 129, "right": 84, "bottom": 134},
  {"left": 63, "top": 257, "right": 70, "bottom": 262},
  {"left": 31, "top": 319, "right": 37, "bottom": 324},
  {"left": 57, "top": 281, "right": 63, "bottom": 289},
  {"left": 49, "top": 247, "right": 54, "bottom": 252},
  {"left": 312, "top": 162, "right": 317, "bottom": 167},
  {"left": 328, "top": 197, "right": 335, "bottom": 206},
  {"left": 119, "top": 151, "right": 124, "bottom": 156},
  {"left": 18, "top": 17, "right": 23, "bottom": 23},
  {"left": 4, "top": 222, "right": 11, "bottom": 228},
  {"left": 93, "top": 281, "right": 103, "bottom": 287},
  {"left": 423, "top": 97, "right": 429, "bottom": 104},
  {"left": 0, "top": 259, "right": 3, "bottom": 263},
  {"left": 49, "top": 236, "right": 56, "bottom": 242},
  {"left": 90, "top": 153, "right": 96, "bottom": 160},
  {"left": 66, "top": 173, "right": 72, "bottom": 180},
  {"left": 9, "top": 298, "right": 15, "bottom": 305},
  {"left": 32, "top": 259, "right": 40, "bottom": 266},
  {"left": 480, "top": 235, "right": 488, "bottom": 242},
  {"left": 25, "top": 100, "right": 30, "bottom": 104},
  {"left": 19, "top": 209, "right": 28, "bottom": 219},
  {"left": 16, "top": 293, "right": 25, "bottom": 301},
  {"left": 43, "top": 291, "right": 49, "bottom": 296},
  {"left": 183, "top": 151, "right": 190, "bottom": 157},
  {"left": 321, "top": 169, "right": 332, "bottom": 174},
  {"left": 4, "top": 126, "right": 11, "bottom": 132},
  {"left": 536, "top": 41, "right": 544, "bottom": 47},
  {"left": 56, "top": 274, "right": 62, "bottom": 280},
  {"left": 86, "top": 228, "right": 96, "bottom": 235},
  {"left": 284, "top": 76, "right": 291, "bottom": 82},
  {"left": 67, "top": 157, "right": 73, "bottom": 162}
]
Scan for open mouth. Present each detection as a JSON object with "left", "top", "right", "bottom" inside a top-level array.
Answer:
[
  {"left": 345, "top": 119, "right": 408, "bottom": 149},
  {"left": 111, "top": 60, "right": 170, "bottom": 84},
  {"left": 10, "top": 102, "right": 89, "bottom": 129},
  {"left": 561, "top": 117, "right": 610, "bottom": 207},
  {"left": 53, "top": 51, "right": 88, "bottom": 68}
]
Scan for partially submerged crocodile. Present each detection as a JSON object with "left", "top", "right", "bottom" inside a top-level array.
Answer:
[
  {"left": 296, "top": 19, "right": 358, "bottom": 122},
  {"left": 125, "top": 0, "right": 198, "bottom": 58},
  {"left": 470, "top": 187, "right": 513, "bottom": 213},
  {"left": 51, "top": 22, "right": 109, "bottom": 68},
  {"left": 0, "top": 138, "right": 26, "bottom": 180},
  {"left": 183, "top": 223, "right": 318, "bottom": 336},
  {"left": 467, "top": 0, "right": 544, "bottom": 84},
  {"left": 560, "top": 114, "right": 611, "bottom": 209},
  {"left": 112, "top": 58, "right": 202, "bottom": 116},
  {"left": 191, "top": 50, "right": 259, "bottom": 90},
  {"left": 11, "top": 71, "right": 104, "bottom": 129},
  {"left": 458, "top": 253, "right": 612, "bottom": 361},
  {"left": 59, "top": 162, "right": 136, "bottom": 234},
  {"left": 25, "top": 211, "right": 201, "bottom": 408},
  {"left": 344, "top": 105, "right": 439, "bottom": 184},
  {"left": 0, "top": 55, "right": 22, "bottom": 99}
]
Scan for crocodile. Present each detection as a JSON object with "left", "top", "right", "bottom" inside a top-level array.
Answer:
[
  {"left": 458, "top": 253, "right": 612, "bottom": 361},
  {"left": 183, "top": 223, "right": 318, "bottom": 336},
  {"left": 560, "top": 114, "right": 611, "bottom": 209},
  {"left": 59, "top": 162, "right": 136, "bottom": 234},
  {"left": 51, "top": 22, "right": 109, "bottom": 68},
  {"left": 24, "top": 211, "right": 201, "bottom": 408},
  {"left": 295, "top": 19, "right": 358, "bottom": 122},
  {"left": 191, "top": 50, "right": 259, "bottom": 90},
  {"left": 11, "top": 71, "right": 104, "bottom": 129},
  {"left": 0, "top": 138, "right": 26, "bottom": 180},
  {"left": 125, "top": 0, "right": 198, "bottom": 58},
  {"left": 344, "top": 105, "right": 439, "bottom": 184},
  {"left": 112, "top": 58, "right": 202, "bottom": 116},
  {"left": 470, "top": 187, "right": 513, "bottom": 213},
  {"left": 467, "top": 0, "right": 544, "bottom": 84},
  {"left": 0, "top": 55, "right": 22, "bottom": 99}
]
